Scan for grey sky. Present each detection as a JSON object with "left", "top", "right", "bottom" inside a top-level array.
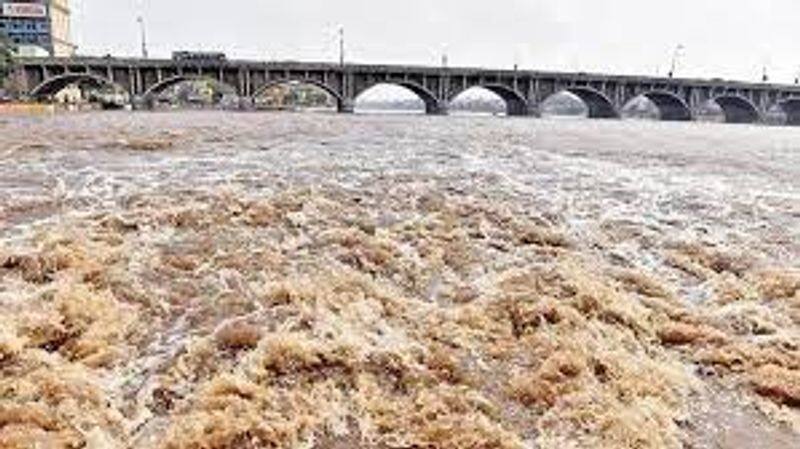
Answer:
[{"left": 71, "top": 1, "right": 800, "bottom": 83}]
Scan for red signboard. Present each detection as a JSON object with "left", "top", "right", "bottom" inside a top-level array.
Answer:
[{"left": 2, "top": 3, "right": 48, "bottom": 18}]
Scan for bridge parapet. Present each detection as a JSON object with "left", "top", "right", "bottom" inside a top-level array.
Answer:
[{"left": 13, "top": 56, "right": 800, "bottom": 124}]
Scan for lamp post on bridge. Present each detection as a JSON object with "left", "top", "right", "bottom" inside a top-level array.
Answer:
[
  {"left": 137, "top": 15, "right": 148, "bottom": 59},
  {"left": 337, "top": 25, "right": 354, "bottom": 113},
  {"left": 759, "top": 55, "right": 771, "bottom": 83},
  {"left": 668, "top": 44, "right": 684, "bottom": 78},
  {"left": 437, "top": 48, "right": 449, "bottom": 115},
  {"left": 338, "top": 26, "right": 345, "bottom": 68}
]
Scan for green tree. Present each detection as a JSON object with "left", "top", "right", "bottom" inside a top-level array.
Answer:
[{"left": 0, "top": 31, "right": 15, "bottom": 88}]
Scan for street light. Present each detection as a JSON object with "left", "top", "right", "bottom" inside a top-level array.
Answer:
[
  {"left": 137, "top": 15, "right": 148, "bottom": 59},
  {"left": 338, "top": 26, "right": 345, "bottom": 67},
  {"left": 668, "top": 44, "right": 684, "bottom": 78},
  {"left": 760, "top": 55, "right": 771, "bottom": 83}
]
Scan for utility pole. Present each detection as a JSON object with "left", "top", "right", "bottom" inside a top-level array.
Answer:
[
  {"left": 513, "top": 49, "right": 519, "bottom": 72},
  {"left": 338, "top": 25, "right": 350, "bottom": 111},
  {"left": 668, "top": 44, "right": 684, "bottom": 78},
  {"left": 760, "top": 55, "right": 771, "bottom": 83},
  {"left": 137, "top": 16, "right": 148, "bottom": 59},
  {"left": 439, "top": 50, "right": 449, "bottom": 115},
  {"left": 338, "top": 26, "right": 345, "bottom": 67}
]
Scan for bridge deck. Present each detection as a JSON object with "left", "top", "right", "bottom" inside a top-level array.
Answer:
[{"left": 14, "top": 56, "right": 800, "bottom": 124}]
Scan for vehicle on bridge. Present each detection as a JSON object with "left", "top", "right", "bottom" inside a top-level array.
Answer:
[{"left": 171, "top": 51, "right": 227, "bottom": 63}]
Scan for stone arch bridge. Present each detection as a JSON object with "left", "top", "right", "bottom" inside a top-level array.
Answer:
[{"left": 14, "top": 56, "right": 800, "bottom": 124}]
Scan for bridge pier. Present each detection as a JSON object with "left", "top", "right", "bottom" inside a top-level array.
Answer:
[
  {"left": 426, "top": 100, "right": 449, "bottom": 115},
  {"left": 338, "top": 99, "right": 355, "bottom": 114},
  {"left": 131, "top": 95, "right": 152, "bottom": 110},
  {"left": 238, "top": 97, "right": 256, "bottom": 111},
  {"left": 525, "top": 103, "right": 542, "bottom": 118}
]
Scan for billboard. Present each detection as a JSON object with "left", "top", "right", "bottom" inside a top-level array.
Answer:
[{"left": 2, "top": 3, "right": 47, "bottom": 18}]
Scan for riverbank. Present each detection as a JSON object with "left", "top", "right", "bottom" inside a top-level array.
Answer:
[
  {"left": 0, "top": 101, "right": 133, "bottom": 117},
  {"left": 0, "top": 102, "right": 56, "bottom": 116}
]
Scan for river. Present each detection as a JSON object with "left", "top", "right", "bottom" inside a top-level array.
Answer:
[{"left": 0, "top": 111, "right": 798, "bottom": 448}]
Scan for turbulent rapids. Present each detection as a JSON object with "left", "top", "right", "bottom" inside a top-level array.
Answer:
[{"left": 0, "top": 111, "right": 798, "bottom": 448}]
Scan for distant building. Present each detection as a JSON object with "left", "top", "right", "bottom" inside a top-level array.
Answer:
[{"left": 0, "top": 0, "right": 75, "bottom": 57}]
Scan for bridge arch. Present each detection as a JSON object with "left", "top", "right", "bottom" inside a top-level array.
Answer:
[
  {"left": 354, "top": 81, "right": 442, "bottom": 114},
  {"left": 251, "top": 78, "right": 343, "bottom": 110},
  {"left": 450, "top": 84, "right": 528, "bottom": 116},
  {"left": 29, "top": 73, "right": 123, "bottom": 99},
  {"left": 251, "top": 78, "right": 343, "bottom": 102},
  {"left": 712, "top": 95, "right": 761, "bottom": 124},
  {"left": 627, "top": 91, "right": 692, "bottom": 121},
  {"left": 546, "top": 87, "right": 618, "bottom": 119},
  {"left": 142, "top": 75, "right": 239, "bottom": 100},
  {"left": 250, "top": 78, "right": 345, "bottom": 111},
  {"left": 776, "top": 98, "right": 800, "bottom": 126}
]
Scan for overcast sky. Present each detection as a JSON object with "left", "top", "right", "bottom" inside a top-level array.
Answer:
[{"left": 70, "top": 0, "right": 800, "bottom": 83}]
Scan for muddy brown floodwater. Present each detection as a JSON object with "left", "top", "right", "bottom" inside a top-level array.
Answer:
[{"left": 0, "top": 111, "right": 798, "bottom": 449}]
